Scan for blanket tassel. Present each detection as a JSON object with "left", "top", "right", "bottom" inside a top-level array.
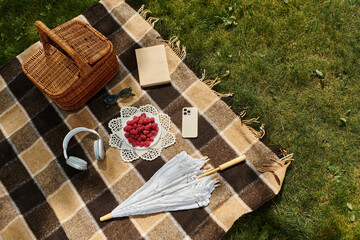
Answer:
[
  {"left": 166, "top": 36, "right": 187, "bottom": 61},
  {"left": 200, "top": 69, "right": 233, "bottom": 98},
  {"left": 255, "top": 153, "right": 294, "bottom": 173},
  {"left": 240, "top": 111, "right": 265, "bottom": 140},
  {"left": 138, "top": 5, "right": 159, "bottom": 27}
]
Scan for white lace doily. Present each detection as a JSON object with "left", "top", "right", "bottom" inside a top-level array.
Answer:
[{"left": 109, "top": 105, "right": 176, "bottom": 162}]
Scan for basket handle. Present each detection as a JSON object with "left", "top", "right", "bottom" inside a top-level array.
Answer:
[{"left": 35, "top": 21, "right": 91, "bottom": 77}]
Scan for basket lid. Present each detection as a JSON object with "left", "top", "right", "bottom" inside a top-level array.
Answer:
[{"left": 52, "top": 20, "right": 111, "bottom": 65}]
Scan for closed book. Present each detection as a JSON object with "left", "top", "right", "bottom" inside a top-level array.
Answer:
[{"left": 135, "top": 45, "right": 171, "bottom": 87}]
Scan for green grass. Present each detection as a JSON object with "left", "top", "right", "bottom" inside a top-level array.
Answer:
[
  {"left": 1, "top": 0, "right": 360, "bottom": 239},
  {"left": 0, "top": 0, "right": 98, "bottom": 64}
]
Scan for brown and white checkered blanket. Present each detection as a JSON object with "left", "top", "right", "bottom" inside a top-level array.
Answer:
[{"left": 0, "top": 0, "right": 290, "bottom": 239}]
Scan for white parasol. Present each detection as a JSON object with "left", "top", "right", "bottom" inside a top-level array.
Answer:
[{"left": 100, "top": 151, "right": 246, "bottom": 221}]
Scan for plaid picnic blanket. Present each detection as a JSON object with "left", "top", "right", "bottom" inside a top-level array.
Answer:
[{"left": 0, "top": 0, "right": 291, "bottom": 239}]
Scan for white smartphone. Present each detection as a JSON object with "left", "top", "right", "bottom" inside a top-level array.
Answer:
[{"left": 182, "top": 107, "right": 198, "bottom": 138}]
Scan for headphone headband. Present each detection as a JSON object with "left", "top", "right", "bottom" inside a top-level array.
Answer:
[{"left": 63, "top": 127, "right": 101, "bottom": 159}]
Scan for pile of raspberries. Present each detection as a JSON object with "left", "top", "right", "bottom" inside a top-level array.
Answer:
[{"left": 123, "top": 113, "right": 159, "bottom": 147}]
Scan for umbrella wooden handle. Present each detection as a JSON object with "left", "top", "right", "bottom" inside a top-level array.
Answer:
[
  {"left": 100, "top": 213, "right": 113, "bottom": 221},
  {"left": 198, "top": 155, "right": 246, "bottom": 178},
  {"left": 219, "top": 155, "right": 246, "bottom": 170}
]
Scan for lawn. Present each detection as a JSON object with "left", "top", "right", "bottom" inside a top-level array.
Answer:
[{"left": 1, "top": 0, "right": 360, "bottom": 239}]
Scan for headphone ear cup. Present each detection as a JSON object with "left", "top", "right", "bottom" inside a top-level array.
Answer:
[
  {"left": 94, "top": 139, "right": 104, "bottom": 160},
  {"left": 66, "top": 156, "right": 88, "bottom": 170}
]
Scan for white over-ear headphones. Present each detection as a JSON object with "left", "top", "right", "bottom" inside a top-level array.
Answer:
[{"left": 62, "top": 127, "right": 105, "bottom": 171}]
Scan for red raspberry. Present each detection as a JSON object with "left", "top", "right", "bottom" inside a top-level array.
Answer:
[
  {"left": 151, "top": 130, "right": 157, "bottom": 136},
  {"left": 151, "top": 123, "right": 158, "bottom": 129},
  {"left": 155, "top": 127, "right": 159, "bottom": 131},
  {"left": 150, "top": 118, "right": 155, "bottom": 123},
  {"left": 138, "top": 120, "right": 144, "bottom": 125},
  {"left": 133, "top": 124, "right": 138, "bottom": 128},
  {"left": 145, "top": 141, "right": 151, "bottom": 147},
  {"left": 128, "top": 138, "right": 134, "bottom": 143},
  {"left": 141, "top": 113, "right": 146, "bottom": 118},
  {"left": 127, "top": 120, "right": 134, "bottom": 125},
  {"left": 140, "top": 142, "right": 145, "bottom": 147},
  {"left": 125, "top": 133, "right": 130, "bottom": 138},
  {"left": 140, "top": 135, "right": 146, "bottom": 140},
  {"left": 132, "top": 142, "right": 137, "bottom": 147},
  {"left": 150, "top": 137, "right": 154, "bottom": 142},
  {"left": 147, "top": 134, "right": 153, "bottom": 138},
  {"left": 130, "top": 130, "right": 137, "bottom": 135},
  {"left": 143, "top": 130, "right": 150, "bottom": 135},
  {"left": 145, "top": 124, "right": 151, "bottom": 130}
]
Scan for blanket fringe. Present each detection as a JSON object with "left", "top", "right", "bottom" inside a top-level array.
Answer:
[
  {"left": 239, "top": 111, "right": 265, "bottom": 139},
  {"left": 242, "top": 117, "right": 259, "bottom": 125},
  {"left": 200, "top": 69, "right": 233, "bottom": 98},
  {"left": 248, "top": 123, "right": 265, "bottom": 139},
  {"left": 147, "top": 17, "right": 159, "bottom": 27},
  {"left": 238, "top": 110, "right": 293, "bottom": 172},
  {"left": 138, "top": 5, "right": 159, "bottom": 27},
  {"left": 165, "top": 36, "right": 186, "bottom": 61},
  {"left": 255, "top": 152, "right": 294, "bottom": 173},
  {"left": 138, "top": 5, "right": 185, "bottom": 59}
]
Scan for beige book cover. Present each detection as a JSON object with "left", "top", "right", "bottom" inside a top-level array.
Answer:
[{"left": 135, "top": 45, "right": 171, "bottom": 87}]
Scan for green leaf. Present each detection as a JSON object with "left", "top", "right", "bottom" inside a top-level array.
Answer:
[
  {"left": 315, "top": 69, "right": 324, "bottom": 78},
  {"left": 40, "top": 11, "right": 47, "bottom": 16},
  {"left": 334, "top": 175, "right": 341, "bottom": 183},
  {"left": 284, "top": 0, "right": 289, "bottom": 4},
  {"left": 347, "top": 203, "right": 353, "bottom": 210},
  {"left": 224, "top": 20, "right": 232, "bottom": 26},
  {"left": 221, "top": 70, "right": 230, "bottom": 78},
  {"left": 14, "top": 35, "right": 21, "bottom": 41},
  {"left": 350, "top": 213, "right": 356, "bottom": 222},
  {"left": 340, "top": 118, "right": 347, "bottom": 126},
  {"left": 258, "top": 230, "right": 270, "bottom": 240},
  {"left": 258, "top": 224, "right": 274, "bottom": 240}
]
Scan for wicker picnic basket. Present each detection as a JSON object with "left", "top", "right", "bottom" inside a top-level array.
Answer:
[{"left": 22, "top": 20, "right": 119, "bottom": 110}]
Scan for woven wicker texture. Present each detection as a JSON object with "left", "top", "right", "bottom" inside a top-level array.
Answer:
[
  {"left": 22, "top": 19, "right": 119, "bottom": 110},
  {"left": 52, "top": 20, "right": 111, "bottom": 65}
]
